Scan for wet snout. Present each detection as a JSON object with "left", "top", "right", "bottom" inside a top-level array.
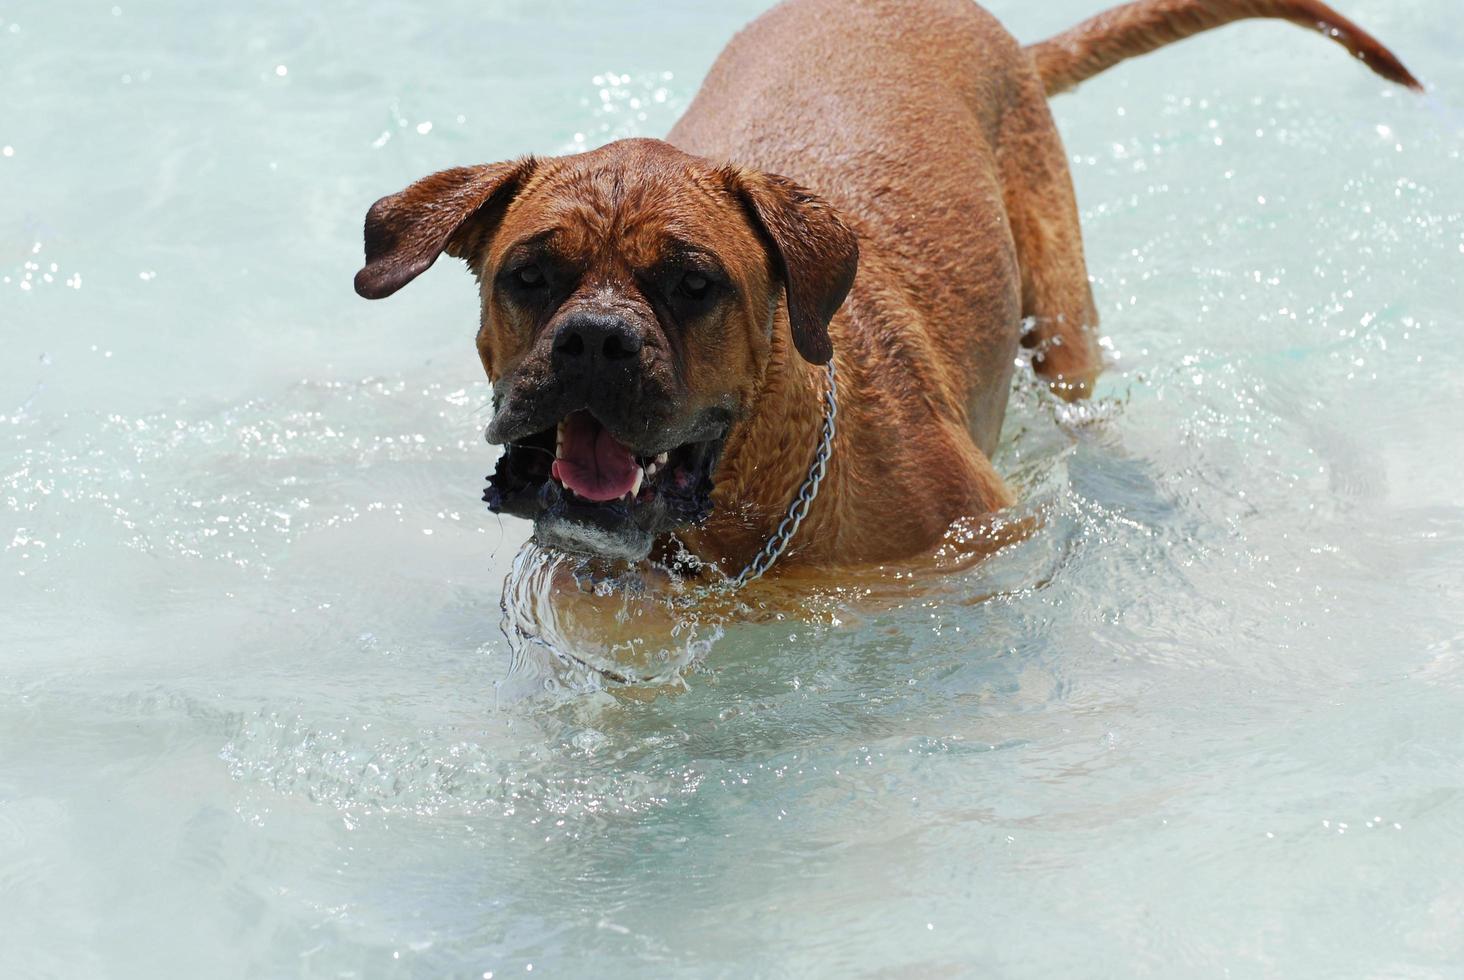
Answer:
[
  {"left": 551, "top": 309, "right": 645, "bottom": 405},
  {"left": 534, "top": 300, "right": 672, "bottom": 446}
]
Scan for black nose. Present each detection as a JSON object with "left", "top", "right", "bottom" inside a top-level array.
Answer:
[{"left": 552, "top": 312, "right": 643, "bottom": 368}]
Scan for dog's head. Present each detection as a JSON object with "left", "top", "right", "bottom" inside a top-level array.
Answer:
[{"left": 355, "top": 138, "right": 857, "bottom": 560}]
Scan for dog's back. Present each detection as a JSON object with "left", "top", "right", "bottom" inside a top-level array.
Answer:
[
  {"left": 671, "top": 0, "right": 1051, "bottom": 455},
  {"left": 671, "top": 0, "right": 1421, "bottom": 461}
]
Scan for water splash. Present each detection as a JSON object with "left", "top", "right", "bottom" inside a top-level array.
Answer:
[{"left": 495, "top": 542, "right": 726, "bottom": 698}]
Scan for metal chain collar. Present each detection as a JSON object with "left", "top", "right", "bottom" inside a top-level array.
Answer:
[{"left": 722, "top": 358, "right": 838, "bottom": 590}]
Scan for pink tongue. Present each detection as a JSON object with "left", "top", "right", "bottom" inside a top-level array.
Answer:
[{"left": 550, "top": 411, "right": 639, "bottom": 502}]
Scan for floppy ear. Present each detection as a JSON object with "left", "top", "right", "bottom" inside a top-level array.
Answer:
[
  {"left": 354, "top": 157, "right": 536, "bottom": 300},
  {"left": 728, "top": 169, "right": 859, "bottom": 364}
]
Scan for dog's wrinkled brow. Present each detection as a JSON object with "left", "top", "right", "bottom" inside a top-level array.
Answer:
[
  {"left": 659, "top": 236, "right": 727, "bottom": 272},
  {"left": 497, "top": 228, "right": 561, "bottom": 266}
]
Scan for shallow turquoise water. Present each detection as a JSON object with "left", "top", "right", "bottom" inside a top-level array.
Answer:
[{"left": 3, "top": 0, "right": 1463, "bottom": 976}]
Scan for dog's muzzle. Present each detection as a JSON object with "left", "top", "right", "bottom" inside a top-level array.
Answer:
[{"left": 483, "top": 407, "right": 728, "bottom": 560}]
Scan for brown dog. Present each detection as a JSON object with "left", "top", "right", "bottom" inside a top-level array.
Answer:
[{"left": 355, "top": 0, "right": 1418, "bottom": 578}]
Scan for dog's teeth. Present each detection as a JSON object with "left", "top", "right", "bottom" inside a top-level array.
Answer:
[
  {"left": 629, "top": 466, "right": 644, "bottom": 499},
  {"left": 555, "top": 422, "right": 565, "bottom": 458},
  {"left": 645, "top": 462, "right": 658, "bottom": 478},
  {"left": 655, "top": 452, "right": 668, "bottom": 465}
]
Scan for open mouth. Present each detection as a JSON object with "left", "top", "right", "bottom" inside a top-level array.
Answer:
[
  {"left": 483, "top": 409, "right": 723, "bottom": 558},
  {"left": 551, "top": 410, "right": 669, "bottom": 504}
]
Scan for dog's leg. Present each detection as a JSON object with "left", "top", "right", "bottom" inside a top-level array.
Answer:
[{"left": 1000, "top": 92, "right": 1102, "bottom": 401}]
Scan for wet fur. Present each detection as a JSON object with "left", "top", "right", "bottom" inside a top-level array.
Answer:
[{"left": 356, "top": 0, "right": 1418, "bottom": 576}]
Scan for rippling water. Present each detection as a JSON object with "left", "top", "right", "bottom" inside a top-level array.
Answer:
[{"left": 4, "top": 1, "right": 1462, "bottom": 976}]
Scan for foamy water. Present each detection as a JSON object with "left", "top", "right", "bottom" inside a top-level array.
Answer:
[{"left": 3, "top": 1, "right": 1462, "bottom": 976}]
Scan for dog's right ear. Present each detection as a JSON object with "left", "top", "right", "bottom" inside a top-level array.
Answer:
[{"left": 354, "top": 158, "right": 536, "bottom": 300}]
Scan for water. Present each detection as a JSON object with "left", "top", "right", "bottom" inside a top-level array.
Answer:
[{"left": 3, "top": 0, "right": 1462, "bottom": 975}]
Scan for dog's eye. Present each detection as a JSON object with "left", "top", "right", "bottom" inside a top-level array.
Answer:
[
  {"left": 679, "top": 272, "right": 710, "bottom": 299},
  {"left": 514, "top": 265, "right": 545, "bottom": 288}
]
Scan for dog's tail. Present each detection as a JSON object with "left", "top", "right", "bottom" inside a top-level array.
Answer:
[{"left": 1028, "top": 0, "right": 1422, "bottom": 96}]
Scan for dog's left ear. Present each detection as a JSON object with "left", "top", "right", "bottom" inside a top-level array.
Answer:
[
  {"left": 354, "top": 157, "right": 536, "bottom": 300},
  {"left": 728, "top": 169, "right": 859, "bottom": 364}
]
